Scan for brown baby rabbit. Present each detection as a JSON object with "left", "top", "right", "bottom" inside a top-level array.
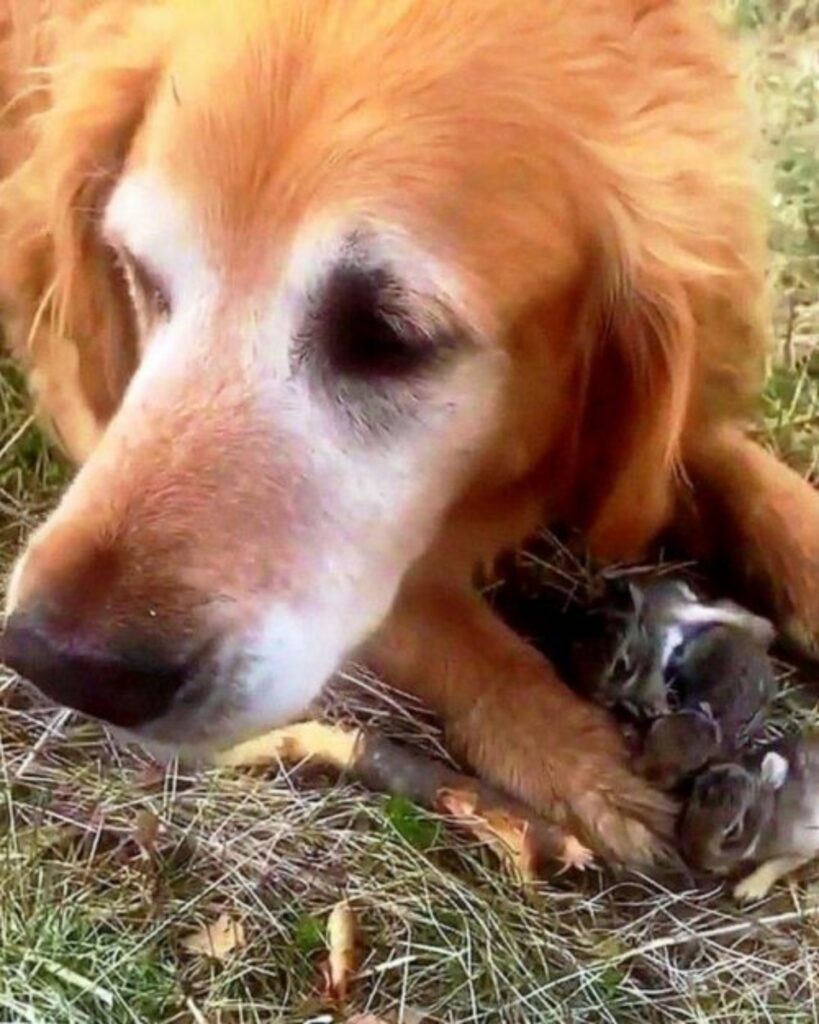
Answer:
[{"left": 680, "top": 736, "right": 819, "bottom": 902}]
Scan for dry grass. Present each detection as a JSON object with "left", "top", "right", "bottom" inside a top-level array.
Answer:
[{"left": 1, "top": 2, "right": 818, "bottom": 1021}]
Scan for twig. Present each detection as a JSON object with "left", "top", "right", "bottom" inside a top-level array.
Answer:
[
  {"left": 0, "top": 414, "right": 34, "bottom": 466},
  {"left": 614, "top": 905, "right": 819, "bottom": 964},
  {"left": 216, "top": 721, "right": 591, "bottom": 876},
  {"left": 533, "top": 904, "right": 819, "bottom": 997},
  {"left": 13, "top": 707, "right": 72, "bottom": 780},
  {"left": 184, "top": 997, "right": 210, "bottom": 1024},
  {"left": 35, "top": 958, "right": 114, "bottom": 1008}
]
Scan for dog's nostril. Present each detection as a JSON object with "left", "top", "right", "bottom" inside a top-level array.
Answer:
[{"left": 0, "top": 610, "right": 189, "bottom": 728}]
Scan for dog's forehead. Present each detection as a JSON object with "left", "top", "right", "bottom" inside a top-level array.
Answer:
[{"left": 121, "top": 0, "right": 587, "bottom": 319}]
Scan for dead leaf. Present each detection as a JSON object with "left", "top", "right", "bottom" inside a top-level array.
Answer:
[
  {"left": 436, "top": 788, "right": 539, "bottom": 881},
  {"left": 134, "top": 809, "right": 160, "bottom": 856},
  {"left": 135, "top": 763, "right": 167, "bottom": 792},
  {"left": 180, "top": 913, "right": 245, "bottom": 961},
  {"left": 216, "top": 721, "right": 360, "bottom": 770},
  {"left": 401, "top": 1011, "right": 435, "bottom": 1024},
  {"left": 347, "top": 1010, "right": 433, "bottom": 1024},
  {"left": 559, "top": 834, "right": 595, "bottom": 873},
  {"left": 321, "top": 899, "right": 357, "bottom": 1002}
]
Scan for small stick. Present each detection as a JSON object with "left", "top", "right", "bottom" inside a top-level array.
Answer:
[{"left": 216, "top": 721, "right": 592, "bottom": 876}]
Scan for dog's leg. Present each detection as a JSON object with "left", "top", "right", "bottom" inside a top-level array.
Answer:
[
  {"left": 365, "top": 580, "right": 676, "bottom": 867},
  {"left": 680, "top": 423, "right": 819, "bottom": 656}
]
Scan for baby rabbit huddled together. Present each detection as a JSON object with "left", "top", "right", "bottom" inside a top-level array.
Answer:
[
  {"left": 681, "top": 736, "right": 819, "bottom": 901},
  {"left": 582, "top": 575, "right": 819, "bottom": 901}
]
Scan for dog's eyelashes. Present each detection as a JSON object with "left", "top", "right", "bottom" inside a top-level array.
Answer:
[
  {"left": 112, "top": 246, "right": 172, "bottom": 328},
  {"left": 299, "top": 264, "right": 453, "bottom": 383},
  {"left": 131, "top": 257, "right": 171, "bottom": 320}
]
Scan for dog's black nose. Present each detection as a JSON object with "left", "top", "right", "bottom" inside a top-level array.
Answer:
[{"left": 0, "top": 609, "right": 189, "bottom": 728}]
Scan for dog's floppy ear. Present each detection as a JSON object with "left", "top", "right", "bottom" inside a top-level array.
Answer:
[
  {"left": 568, "top": 231, "right": 699, "bottom": 560},
  {"left": 0, "top": 5, "right": 167, "bottom": 462}
]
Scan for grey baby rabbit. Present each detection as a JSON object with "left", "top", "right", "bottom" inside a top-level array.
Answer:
[
  {"left": 680, "top": 736, "right": 819, "bottom": 902},
  {"left": 596, "top": 578, "right": 776, "bottom": 789},
  {"left": 600, "top": 579, "right": 774, "bottom": 713},
  {"left": 639, "top": 620, "right": 777, "bottom": 789}
]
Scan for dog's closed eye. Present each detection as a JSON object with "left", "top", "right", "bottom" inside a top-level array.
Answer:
[
  {"left": 296, "top": 261, "right": 463, "bottom": 387},
  {"left": 112, "top": 245, "right": 172, "bottom": 338}
]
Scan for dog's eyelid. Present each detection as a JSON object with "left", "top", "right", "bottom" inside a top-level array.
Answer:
[
  {"left": 109, "top": 241, "right": 172, "bottom": 319},
  {"left": 132, "top": 255, "right": 172, "bottom": 318},
  {"left": 298, "top": 261, "right": 465, "bottom": 383}
]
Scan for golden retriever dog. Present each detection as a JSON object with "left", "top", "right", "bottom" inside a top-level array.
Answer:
[{"left": 1, "top": 0, "right": 818, "bottom": 866}]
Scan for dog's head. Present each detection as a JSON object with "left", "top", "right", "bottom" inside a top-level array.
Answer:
[{"left": 0, "top": 0, "right": 722, "bottom": 748}]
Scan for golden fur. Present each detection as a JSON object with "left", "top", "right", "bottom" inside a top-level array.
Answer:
[{"left": 2, "top": 0, "right": 818, "bottom": 865}]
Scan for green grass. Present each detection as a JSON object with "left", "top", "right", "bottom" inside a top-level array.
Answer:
[
  {"left": 1, "top": 2, "right": 818, "bottom": 1022},
  {"left": 747, "top": 0, "right": 819, "bottom": 479}
]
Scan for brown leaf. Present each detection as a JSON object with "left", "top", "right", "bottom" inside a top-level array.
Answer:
[
  {"left": 559, "top": 834, "right": 595, "bottom": 873},
  {"left": 134, "top": 809, "right": 160, "bottom": 856},
  {"left": 216, "top": 721, "right": 360, "bottom": 770},
  {"left": 401, "top": 1011, "right": 435, "bottom": 1024},
  {"left": 321, "top": 899, "right": 357, "bottom": 1002},
  {"left": 180, "top": 913, "right": 245, "bottom": 961},
  {"left": 436, "top": 788, "right": 540, "bottom": 881},
  {"left": 134, "top": 763, "right": 167, "bottom": 792}
]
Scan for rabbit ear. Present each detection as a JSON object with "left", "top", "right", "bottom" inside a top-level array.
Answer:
[
  {"left": 760, "top": 751, "right": 789, "bottom": 790},
  {"left": 675, "top": 580, "right": 699, "bottom": 603},
  {"left": 713, "top": 601, "right": 776, "bottom": 647},
  {"left": 627, "top": 582, "right": 645, "bottom": 614}
]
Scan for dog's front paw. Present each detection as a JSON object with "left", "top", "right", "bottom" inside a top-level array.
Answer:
[{"left": 449, "top": 679, "right": 677, "bottom": 869}]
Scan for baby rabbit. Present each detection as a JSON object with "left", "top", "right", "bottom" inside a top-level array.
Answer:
[
  {"left": 597, "top": 578, "right": 703, "bottom": 716},
  {"left": 589, "top": 577, "right": 776, "bottom": 789},
  {"left": 638, "top": 620, "right": 777, "bottom": 789},
  {"left": 599, "top": 579, "right": 773, "bottom": 711},
  {"left": 636, "top": 709, "right": 722, "bottom": 791},
  {"left": 680, "top": 736, "right": 819, "bottom": 902}
]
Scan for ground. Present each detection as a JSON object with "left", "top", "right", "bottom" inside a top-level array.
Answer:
[{"left": 1, "top": 2, "right": 818, "bottom": 1022}]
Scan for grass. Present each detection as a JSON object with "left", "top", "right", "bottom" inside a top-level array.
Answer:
[{"left": 1, "top": 2, "right": 818, "bottom": 1021}]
